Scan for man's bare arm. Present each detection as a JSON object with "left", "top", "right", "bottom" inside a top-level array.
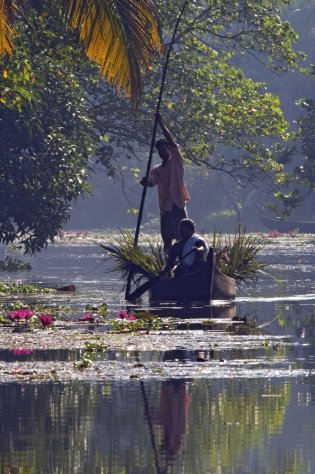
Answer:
[{"left": 156, "top": 112, "right": 177, "bottom": 147}]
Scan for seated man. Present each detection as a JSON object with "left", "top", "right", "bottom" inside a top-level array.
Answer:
[{"left": 160, "top": 219, "right": 209, "bottom": 278}]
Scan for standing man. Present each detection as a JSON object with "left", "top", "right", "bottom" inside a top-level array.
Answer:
[{"left": 140, "top": 112, "right": 190, "bottom": 254}]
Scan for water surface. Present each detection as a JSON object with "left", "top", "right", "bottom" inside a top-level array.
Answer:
[{"left": 0, "top": 234, "right": 315, "bottom": 473}]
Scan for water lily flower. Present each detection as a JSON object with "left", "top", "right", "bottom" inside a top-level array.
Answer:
[
  {"left": 119, "top": 310, "right": 137, "bottom": 321},
  {"left": 8, "top": 309, "right": 35, "bottom": 323},
  {"left": 79, "top": 313, "right": 95, "bottom": 322},
  {"left": 38, "top": 314, "right": 55, "bottom": 327}
]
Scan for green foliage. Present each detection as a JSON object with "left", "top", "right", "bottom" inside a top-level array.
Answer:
[
  {"left": 74, "top": 357, "right": 92, "bottom": 370},
  {"left": 212, "top": 228, "right": 269, "bottom": 285},
  {"left": 101, "top": 229, "right": 269, "bottom": 287},
  {"left": 89, "top": 0, "right": 301, "bottom": 185},
  {"left": 112, "top": 312, "right": 162, "bottom": 333},
  {"left": 84, "top": 341, "right": 108, "bottom": 353},
  {"left": 0, "top": 56, "right": 34, "bottom": 110},
  {"left": 98, "top": 231, "right": 164, "bottom": 283},
  {"left": 0, "top": 282, "right": 54, "bottom": 295},
  {"left": 271, "top": 64, "right": 315, "bottom": 214},
  {"left": 0, "top": 2, "right": 96, "bottom": 253},
  {"left": 85, "top": 303, "right": 108, "bottom": 317}
]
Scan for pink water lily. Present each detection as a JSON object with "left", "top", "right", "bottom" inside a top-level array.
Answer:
[
  {"left": 79, "top": 313, "right": 94, "bottom": 322},
  {"left": 8, "top": 309, "right": 35, "bottom": 320},
  {"left": 119, "top": 310, "right": 137, "bottom": 321},
  {"left": 8, "top": 309, "right": 35, "bottom": 323},
  {"left": 38, "top": 314, "right": 55, "bottom": 327}
]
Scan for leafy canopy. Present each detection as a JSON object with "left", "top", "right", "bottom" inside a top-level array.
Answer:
[
  {"left": 0, "top": 3, "right": 96, "bottom": 253},
  {"left": 272, "top": 83, "right": 315, "bottom": 215},
  {"left": 0, "top": 0, "right": 162, "bottom": 106},
  {"left": 89, "top": 0, "right": 301, "bottom": 185}
]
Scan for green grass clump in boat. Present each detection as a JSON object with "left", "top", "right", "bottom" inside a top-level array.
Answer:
[
  {"left": 213, "top": 228, "right": 270, "bottom": 286},
  {"left": 99, "top": 229, "right": 270, "bottom": 288},
  {"left": 98, "top": 232, "right": 164, "bottom": 285}
]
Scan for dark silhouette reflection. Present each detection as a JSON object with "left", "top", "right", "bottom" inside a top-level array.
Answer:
[
  {"left": 144, "top": 303, "right": 236, "bottom": 320},
  {"left": 162, "top": 349, "right": 215, "bottom": 362},
  {"left": 147, "top": 379, "right": 191, "bottom": 474},
  {"left": 159, "top": 381, "right": 191, "bottom": 468}
]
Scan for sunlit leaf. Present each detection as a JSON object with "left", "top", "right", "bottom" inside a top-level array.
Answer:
[
  {"left": 62, "top": 0, "right": 162, "bottom": 106},
  {"left": 0, "top": 0, "right": 23, "bottom": 55}
]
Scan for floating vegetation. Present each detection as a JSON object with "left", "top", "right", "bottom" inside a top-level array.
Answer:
[
  {"left": 0, "top": 282, "right": 55, "bottom": 295},
  {"left": 0, "top": 257, "right": 32, "bottom": 272},
  {"left": 74, "top": 340, "right": 108, "bottom": 370},
  {"left": 84, "top": 341, "right": 107, "bottom": 353},
  {"left": 85, "top": 303, "right": 108, "bottom": 317},
  {"left": 74, "top": 357, "right": 92, "bottom": 370},
  {"left": 112, "top": 310, "right": 162, "bottom": 333},
  {"left": 0, "top": 302, "right": 75, "bottom": 315}
]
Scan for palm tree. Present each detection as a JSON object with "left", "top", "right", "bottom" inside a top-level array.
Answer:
[{"left": 0, "top": 0, "right": 162, "bottom": 106}]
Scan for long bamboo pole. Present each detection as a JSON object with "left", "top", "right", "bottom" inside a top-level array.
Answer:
[{"left": 125, "top": 1, "right": 189, "bottom": 300}]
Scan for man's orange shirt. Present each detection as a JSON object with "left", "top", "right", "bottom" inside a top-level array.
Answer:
[{"left": 149, "top": 144, "right": 190, "bottom": 216}]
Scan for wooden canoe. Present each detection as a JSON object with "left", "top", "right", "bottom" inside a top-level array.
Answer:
[{"left": 149, "top": 250, "right": 236, "bottom": 303}]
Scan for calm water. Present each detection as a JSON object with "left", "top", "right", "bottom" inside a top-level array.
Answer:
[{"left": 1, "top": 236, "right": 315, "bottom": 473}]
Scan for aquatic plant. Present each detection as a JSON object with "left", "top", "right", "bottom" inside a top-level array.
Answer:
[
  {"left": 119, "top": 310, "right": 137, "bottom": 321},
  {"left": 85, "top": 303, "right": 108, "bottom": 317},
  {"left": 98, "top": 231, "right": 164, "bottom": 285},
  {"left": 113, "top": 310, "right": 161, "bottom": 333},
  {"left": 100, "top": 230, "right": 270, "bottom": 287},
  {"left": 38, "top": 315, "right": 55, "bottom": 327},
  {"left": 212, "top": 229, "right": 270, "bottom": 286},
  {"left": 0, "top": 282, "right": 54, "bottom": 295},
  {"left": 79, "top": 313, "right": 95, "bottom": 322},
  {"left": 84, "top": 342, "right": 107, "bottom": 353},
  {"left": 268, "top": 230, "right": 283, "bottom": 238},
  {"left": 75, "top": 357, "right": 92, "bottom": 370},
  {"left": 7, "top": 309, "right": 35, "bottom": 328},
  {"left": 8, "top": 309, "right": 35, "bottom": 322}
]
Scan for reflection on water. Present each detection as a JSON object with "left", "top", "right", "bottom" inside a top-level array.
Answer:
[
  {"left": 0, "top": 348, "right": 83, "bottom": 362},
  {"left": 1, "top": 378, "right": 315, "bottom": 473},
  {"left": 1, "top": 237, "right": 315, "bottom": 472}
]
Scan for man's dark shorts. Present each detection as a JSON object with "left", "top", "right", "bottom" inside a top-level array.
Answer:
[{"left": 161, "top": 204, "right": 187, "bottom": 242}]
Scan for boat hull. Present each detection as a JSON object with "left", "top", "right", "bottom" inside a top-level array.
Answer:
[{"left": 149, "top": 255, "right": 236, "bottom": 303}]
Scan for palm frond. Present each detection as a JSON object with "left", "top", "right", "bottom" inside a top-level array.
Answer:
[
  {"left": 62, "top": 0, "right": 162, "bottom": 106},
  {"left": 0, "top": 0, "right": 23, "bottom": 55}
]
